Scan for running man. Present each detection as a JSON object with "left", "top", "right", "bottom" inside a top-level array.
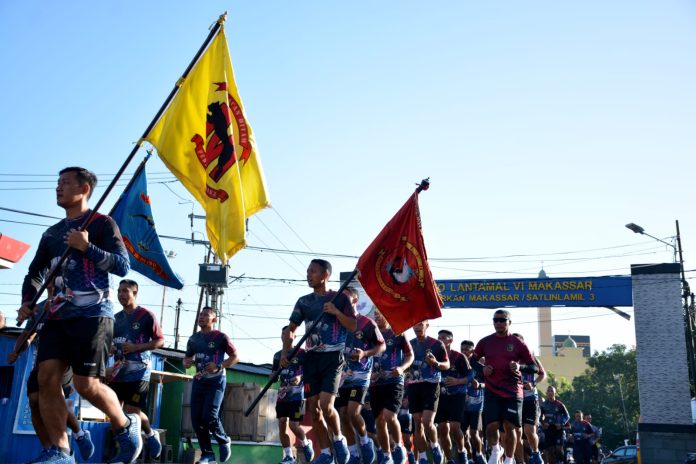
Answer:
[
  {"left": 513, "top": 333, "right": 546, "bottom": 464},
  {"left": 109, "top": 279, "right": 165, "bottom": 459},
  {"left": 460, "top": 340, "right": 486, "bottom": 464},
  {"left": 434, "top": 330, "right": 471, "bottom": 464},
  {"left": 472, "top": 310, "right": 538, "bottom": 464},
  {"left": 337, "top": 294, "right": 385, "bottom": 464},
  {"left": 18, "top": 166, "right": 140, "bottom": 464},
  {"left": 407, "top": 320, "right": 449, "bottom": 464},
  {"left": 273, "top": 326, "right": 314, "bottom": 464},
  {"left": 184, "top": 306, "right": 238, "bottom": 464},
  {"left": 539, "top": 386, "right": 569, "bottom": 464},
  {"left": 282, "top": 259, "right": 357, "bottom": 464},
  {"left": 370, "top": 309, "right": 414, "bottom": 464}
]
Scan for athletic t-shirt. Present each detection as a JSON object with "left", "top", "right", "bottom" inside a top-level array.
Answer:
[
  {"left": 473, "top": 333, "right": 535, "bottom": 398},
  {"left": 407, "top": 336, "right": 448, "bottom": 384},
  {"left": 273, "top": 348, "right": 305, "bottom": 403},
  {"left": 540, "top": 399, "right": 570, "bottom": 428},
  {"left": 289, "top": 291, "right": 356, "bottom": 352},
  {"left": 465, "top": 360, "right": 485, "bottom": 412},
  {"left": 372, "top": 328, "right": 413, "bottom": 386},
  {"left": 111, "top": 306, "right": 164, "bottom": 382},
  {"left": 522, "top": 357, "right": 545, "bottom": 400},
  {"left": 186, "top": 330, "right": 236, "bottom": 380},
  {"left": 22, "top": 211, "right": 129, "bottom": 320},
  {"left": 440, "top": 349, "right": 470, "bottom": 395},
  {"left": 341, "top": 315, "right": 385, "bottom": 388}
]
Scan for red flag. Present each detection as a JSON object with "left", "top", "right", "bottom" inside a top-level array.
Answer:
[{"left": 356, "top": 192, "right": 443, "bottom": 334}]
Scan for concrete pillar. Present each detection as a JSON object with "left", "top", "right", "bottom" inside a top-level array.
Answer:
[{"left": 631, "top": 263, "right": 696, "bottom": 463}]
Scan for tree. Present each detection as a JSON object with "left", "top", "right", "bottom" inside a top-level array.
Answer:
[{"left": 561, "top": 344, "right": 639, "bottom": 450}]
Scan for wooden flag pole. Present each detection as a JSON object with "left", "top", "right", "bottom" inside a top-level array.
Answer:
[
  {"left": 11, "top": 13, "right": 228, "bottom": 356},
  {"left": 244, "top": 269, "right": 358, "bottom": 417}
]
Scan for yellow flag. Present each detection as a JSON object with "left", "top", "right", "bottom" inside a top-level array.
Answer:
[{"left": 146, "top": 26, "right": 270, "bottom": 262}]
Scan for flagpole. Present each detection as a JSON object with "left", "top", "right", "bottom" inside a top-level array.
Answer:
[
  {"left": 244, "top": 269, "right": 358, "bottom": 417},
  {"left": 13, "top": 13, "right": 229, "bottom": 345}
]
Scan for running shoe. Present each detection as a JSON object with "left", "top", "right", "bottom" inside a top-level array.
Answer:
[
  {"left": 219, "top": 439, "right": 232, "bottom": 463},
  {"left": 302, "top": 439, "right": 315, "bottom": 463},
  {"left": 109, "top": 414, "right": 143, "bottom": 463},
  {"left": 334, "top": 437, "right": 350, "bottom": 464},
  {"left": 146, "top": 432, "right": 162, "bottom": 459},
  {"left": 75, "top": 431, "right": 95, "bottom": 460},
  {"left": 313, "top": 453, "right": 336, "bottom": 464},
  {"left": 360, "top": 439, "right": 376, "bottom": 464},
  {"left": 39, "top": 447, "right": 75, "bottom": 464}
]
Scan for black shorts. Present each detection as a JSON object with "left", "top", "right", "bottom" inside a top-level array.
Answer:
[
  {"left": 303, "top": 350, "right": 345, "bottom": 397},
  {"left": 276, "top": 400, "right": 305, "bottom": 421},
  {"left": 369, "top": 383, "right": 404, "bottom": 418},
  {"left": 483, "top": 390, "right": 523, "bottom": 427},
  {"left": 522, "top": 398, "right": 540, "bottom": 425},
  {"left": 361, "top": 407, "right": 376, "bottom": 434},
  {"left": 110, "top": 380, "right": 150, "bottom": 410},
  {"left": 543, "top": 426, "right": 564, "bottom": 448},
  {"left": 27, "top": 366, "right": 73, "bottom": 396},
  {"left": 336, "top": 385, "right": 368, "bottom": 408},
  {"left": 36, "top": 317, "right": 113, "bottom": 377},
  {"left": 461, "top": 409, "right": 483, "bottom": 431},
  {"left": 435, "top": 393, "right": 466, "bottom": 424},
  {"left": 407, "top": 382, "right": 440, "bottom": 414}
]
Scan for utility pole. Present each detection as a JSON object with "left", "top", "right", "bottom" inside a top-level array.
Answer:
[
  {"left": 676, "top": 220, "right": 696, "bottom": 388},
  {"left": 174, "top": 298, "right": 182, "bottom": 350}
]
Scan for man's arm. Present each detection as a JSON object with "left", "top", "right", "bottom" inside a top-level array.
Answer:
[
  {"left": 0, "top": 311, "right": 5, "bottom": 330},
  {"left": 73, "top": 216, "right": 130, "bottom": 276},
  {"left": 280, "top": 321, "right": 299, "bottom": 367},
  {"left": 324, "top": 295, "right": 357, "bottom": 332}
]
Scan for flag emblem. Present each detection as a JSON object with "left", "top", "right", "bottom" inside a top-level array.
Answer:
[{"left": 375, "top": 236, "right": 426, "bottom": 302}]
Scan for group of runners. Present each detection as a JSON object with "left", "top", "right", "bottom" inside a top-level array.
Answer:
[{"left": 5, "top": 166, "right": 598, "bottom": 464}]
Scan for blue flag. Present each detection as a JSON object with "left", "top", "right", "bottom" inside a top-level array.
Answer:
[{"left": 111, "top": 166, "right": 184, "bottom": 289}]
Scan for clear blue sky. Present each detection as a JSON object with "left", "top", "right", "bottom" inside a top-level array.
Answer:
[{"left": 1, "top": 1, "right": 695, "bottom": 365}]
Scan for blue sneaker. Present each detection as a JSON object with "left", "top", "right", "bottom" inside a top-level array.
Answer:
[
  {"left": 529, "top": 451, "right": 544, "bottom": 464},
  {"left": 432, "top": 446, "right": 443, "bottom": 464},
  {"left": 25, "top": 448, "right": 50, "bottom": 463},
  {"left": 407, "top": 451, "right": 416, "bottom": 464},
  {"left": 378, "top": 454, "right": 394, "bottom": 464},
  {"left": 75, "top": 430, "right": 95, "bottom": 460},
  {"left": 109, "top": 413, "right": 142, "bottom": 463},
  {"left": 280, "top": 456, "right": 297, "bottom": 464},
  {"left": 146, "top": 431, "right": 162, "bottom": 459},
  {"left": 474, "top": 455, "right": 486, "bottom": 464},
  {"left": 313, "top": 453, "right": 336, "bottom": 464},
  {"left": 377, "top": 448, "right": 386, "bottom": 463},
  {"left": 219, "top": 439, "right": 231, "bottom": 463},
  {"left": 360, "top": 440, "right": 376, "bottom": 463},
  {"left": 457, "top": 452, "right": 468, "bottom": 464},
  {"left": 334, "top": 437, "right": 349, "bottom": 464},
  {"left": 196, "top": 452, "right": 217, "bottom": 464},
  {"left": 391, "top": 445, "right": 406, "bottom": 464},
  {"left": 347, "top": 456, "right": 361, "bottom": 464},
  {"left": 302, "top": 439, "right": 315, "bottom": 462},
  {"left": 39, "top": 447, "right": 75, "bottom": 463}
]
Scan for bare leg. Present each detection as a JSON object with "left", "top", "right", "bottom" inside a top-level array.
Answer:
[
  {"left": 38, "top": 359, "right": 70, "bottom": 449},
  {"left": 308, "top": 395, "right": 331, "bottom": 449},
  {"left": 502, "top": 421, "right": 517, "bottom": 460},
  {"left": 413, "top": 412, "right": 427, "bottom": 454},
  {"left": 319, "top": 392, "right": 342, "bottom": 438},
  {"left": 72, "top": 375, "right": 128, "bottom": 431},
  {"left": 29, "top": 392, "right": 51, "bottom": 448},
  {"left": 438, "top": 422, "right": 452, "bottom": 459},
  {"left": 279, "top": 417, "right": 292, "bottom": 448}
]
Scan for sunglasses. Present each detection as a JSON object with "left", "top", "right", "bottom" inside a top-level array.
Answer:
[{"left": 492, "top": 318, "right": 509, "bottom": 323}]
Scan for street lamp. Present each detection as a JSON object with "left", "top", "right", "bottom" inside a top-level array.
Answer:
[
  {"left": 625, "top": 220, "right": 696, "bottom": 393},
  {"left": 613, "top": 373, "right": 630, "bottom": 441}
]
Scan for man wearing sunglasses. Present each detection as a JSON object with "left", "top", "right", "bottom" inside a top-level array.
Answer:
[{"left": 472, "top": 310, "right": 538, "bottom": 464}]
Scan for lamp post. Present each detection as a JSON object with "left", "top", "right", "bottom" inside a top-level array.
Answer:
[
  {"left": 625, "top": 220, "right": 696, "bottom": 390},
  {"left": 159, "top": 250, "right": 177, "bottom": 340},
  {"left": 613, "top": 373, "right": 630, "bottom": 441}
]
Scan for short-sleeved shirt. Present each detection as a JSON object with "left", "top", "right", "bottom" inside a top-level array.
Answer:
[
  {"left": 540, "top": 399, "right": 569, "bottom": 426},
  {"left": 341, "top": 316, "right": 385, "bottom": 388},
  {"left": 473, "top": 333, "right": 535, "bottom": 398},
  {"left": 21, "top": 211, "right": 129, "bottom": 320},
  {"left": 407, "top": 336, "right": 448, "bottom": 384},
  {"left": 273, "top": 348, "right": 306, "bottom": 403},
  {"left": 372, "top": 327, "right": 413, "bottom": 386},
  {"left": 289, "top": 291, "right": 356, "bottom": 352},
  {"left": 465, "top": 359, "right": 485, "bottom": 412},
  {"left": 570, "top": 420, "right": 593, "bottom": 444},
  {"left": 522, "top": 357, "right": 545, "bottom": 400},
  {"left": 440, "top": 349, "right": 470, "bottom": 395},
  {"left": 111, "top": 306, "right": 164, "bottom": 382},
  {"left": 186, "top": 330, "right": 236, "bottom": 380}
]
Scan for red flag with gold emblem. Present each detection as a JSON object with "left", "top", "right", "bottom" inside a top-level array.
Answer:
[{"left": 356, "top": 192, "right": 442, "bottom": 334}]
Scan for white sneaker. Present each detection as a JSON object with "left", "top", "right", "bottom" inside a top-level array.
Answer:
[{"left": 487, "top": 446, "right": 502, "bottom": 464}]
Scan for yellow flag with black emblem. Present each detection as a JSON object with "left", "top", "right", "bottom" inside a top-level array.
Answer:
[{"left": 145, "top": 26, "right": 270, "bottom": 262}]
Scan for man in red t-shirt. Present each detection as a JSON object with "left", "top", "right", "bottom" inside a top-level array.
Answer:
[{"left": 472, "top": 310, "right": 538, "bottom": 464}]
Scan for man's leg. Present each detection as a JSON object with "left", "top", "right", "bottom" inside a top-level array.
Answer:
[
  {"left": 421, "top": 409, "right": 440, "bottom": 453},
  {"left": 190, "top": 381, "right": 213, "bottom": 454},
  {"left": 124, "top": 405, "right": 151, "bottom": 434},
  {"left": 412, "top": 412, "right": 426, "bottom": 456},
  {"left": 73, "top": 375, "right": 128, "bottom": 430},
  {"left": 501, "top": 421, "right": 517, "bottom": 461},
  {"left": 449, "top": 422, "right": 466, "bottom": 462},
  {"left": 319, "top": 391, "right": 342, "bottom": 437},
  {"left": 38, "top": 358, "right": 70, "bottom": 450},
  {"left": 437, "top": 422, "right": 452, "bottom": 459},
  {"left": 308, "top": 395, "right": 331, "bottom": 450},
  {"left": 28, "top": 391, "right": 51, "bottom": 448}
]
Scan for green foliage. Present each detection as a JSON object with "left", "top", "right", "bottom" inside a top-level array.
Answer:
[{"left": 559, "top": 344, "right": 639, "bottom": 450}]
